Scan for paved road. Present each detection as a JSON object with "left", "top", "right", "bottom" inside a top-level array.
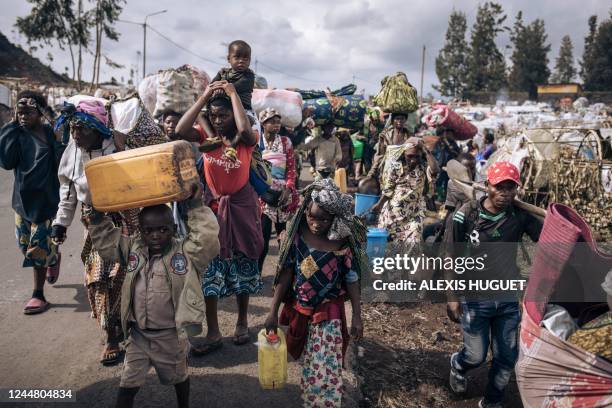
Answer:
[{"left": 0, "top": 168, "right": 360, "bottom": 408}]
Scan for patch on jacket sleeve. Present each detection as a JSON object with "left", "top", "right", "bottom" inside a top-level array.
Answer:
[
  {"left": 127, "top": 253, "right": 140, "bottom": 272},
  {"left": 170, "top": 253, "right": 188, "bottom": 275}
]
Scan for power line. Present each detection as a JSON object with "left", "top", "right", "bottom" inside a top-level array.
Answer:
[
  {"left": 146, "top": 25, "right": 222, "bottom": 69},
  {"left": 256, "top": 60, "right": 327, "bottom": 84}
]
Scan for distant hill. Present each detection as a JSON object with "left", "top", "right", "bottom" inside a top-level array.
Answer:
[{"left": 0, "top": 31, "right": 69, "bottom": 84}]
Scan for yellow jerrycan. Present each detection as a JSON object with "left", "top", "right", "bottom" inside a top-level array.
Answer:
[
  {"left": 258, "top": 329, "right": 287, "bottom": 390},
  {"left": 84, "top": 140, "right": 198, "bottom": 212},
  {"left": 334, "top": 167, "right": 348, "bottom": 193}
]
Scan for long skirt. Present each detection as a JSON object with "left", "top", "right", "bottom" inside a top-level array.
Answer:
[
  {"left": 81, "top": 208, "right": 139, "bottom": 339},
  {"left": 301, "top": 319, "right": 344, "bottom": 408}
]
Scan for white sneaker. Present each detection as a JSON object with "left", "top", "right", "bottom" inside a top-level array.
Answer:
[
  {"left": 478, "top": 399, "right": 503, "bottom": 408},
  {"left": 449, "top": 352, "right": 467, "bottom": 394}
]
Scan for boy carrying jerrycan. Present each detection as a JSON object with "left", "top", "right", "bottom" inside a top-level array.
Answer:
[{"left": 84, "top": 140, "right": 220, "bottom": 408}]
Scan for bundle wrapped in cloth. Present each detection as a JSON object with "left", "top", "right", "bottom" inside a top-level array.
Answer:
[
  {"left": 296, "top": 83, "right": 357, "bottom": 100},
  {"left": 373, "top": 72, "right": 418, "bottom": 114},
  {"left": 303, "top": 94, "right": 366, "bottom": 130},
  {"left": 423, "top": 104, "right": 477, "bottom": 141},
  {"left": 108, "top": 94, "right": 166, "bottom": 148}
]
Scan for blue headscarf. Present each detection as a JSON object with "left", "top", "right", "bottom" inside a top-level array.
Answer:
[{"left": 54, "top": 101, "right": 113, "bottom": 145}]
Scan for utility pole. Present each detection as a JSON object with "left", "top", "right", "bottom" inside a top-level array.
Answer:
[
  {"left": 255, "top": 59, "right": 258, "bottom": 74},
  {"left": 420, "top": 45, "right": 426, "bottom": 104},
  {"left": 142, "top": 22, "right": 147, "bottom": 79},
  {"left": 352, "top": 74, "right": 356, "bottom": 85},
  {"left": 119, "top": 10, "right": 167, "bottom": 79},
  {"left": 142, "top": 10, "right": 167, "bottom": 78}
]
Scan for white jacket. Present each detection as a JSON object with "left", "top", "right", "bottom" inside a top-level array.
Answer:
[{"left": 53, "top": 137, "right": 115, "bottom": 228}]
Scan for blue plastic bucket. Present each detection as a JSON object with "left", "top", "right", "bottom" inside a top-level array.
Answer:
[
  {"left": 367, "top": 227, "right": 388, "bottom": 260},
  {"left": 355, "top": 193, "right": 379, "bottom": 216}
]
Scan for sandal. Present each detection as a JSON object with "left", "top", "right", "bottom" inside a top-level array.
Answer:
[
  {"left": 233, "top": 328, "right": 250, "bottom": 346},
  {"left": 24, "top": 297, "right": 50, "bottom": 315},
  {"left": 100, "top": 344, "right": 122, "bottom": 366},
  {"left": 190, "top": 338, "right": 223, "bottom": 356},
  {"left": 46, "top": 253, "right": 61, "bottom": 285}
]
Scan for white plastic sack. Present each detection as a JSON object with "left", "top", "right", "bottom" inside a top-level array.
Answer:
[
  {"left": 138, "top": 74, "right": 159, "bottom": 115},
  {"left": 154, "top": 69, "right": 195, "bottom": 118},
  {"left": 252, "top": 89, "right": 303, "bottom": 128},
  {"left": 110, "top": 97, "right": 141, "bottom": 134}
]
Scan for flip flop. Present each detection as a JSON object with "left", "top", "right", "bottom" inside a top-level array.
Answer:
[
  {"left": 190, "top": 339, "right": 223, "bottom": 356},
  {"left": 24, "top": 297, "right": 50, "bottom": 315},
  {"left": 46, "top": 253, "right": 61, "bottom": 285},
  {"left": 100, "top": 345, "right": 122, "bottom": 366},
  {"left": 233, "top": 328, "right": 250, "bottom": 346}
]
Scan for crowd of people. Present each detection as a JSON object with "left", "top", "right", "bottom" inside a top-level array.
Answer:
[{"left": 0, "top": 38, "right": 609, "bottom": 408}]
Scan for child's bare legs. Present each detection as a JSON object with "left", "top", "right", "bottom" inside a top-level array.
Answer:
[
  {"left": 115, "top": 387, "right": 139, "bottom": 408},
  {"left": 234, "top": 293, "right": 250, "bottom": 344},
  {"left": 174, "top": 378, "right": 190, "bottom": 408},
  {"left": 33, "top": 266, "right": 46, "bottom": 297}
]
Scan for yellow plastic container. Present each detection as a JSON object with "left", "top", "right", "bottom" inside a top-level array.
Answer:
[
  {"left": 258, "top": 329, "right": 287, "bottom": 390},
  {"left": 334, "top": 167, "right": 348, "bottom": 193},
  {"left": 84, "top": 140, "right": 198, "bottom": 212}
]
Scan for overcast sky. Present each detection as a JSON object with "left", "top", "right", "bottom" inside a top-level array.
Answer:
[{"left": 1, "top": 0, "right": 610, "bottom": 96}]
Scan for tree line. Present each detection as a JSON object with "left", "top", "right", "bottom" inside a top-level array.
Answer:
[
  {"left": 435, "top": 3, "right": 612, "bottom": 100},
  {"left": 15, "top": 0, "right": 125, "bottom": 90}
]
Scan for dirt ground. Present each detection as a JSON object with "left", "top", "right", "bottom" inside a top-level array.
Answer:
[{"left": 354, "top": 302, "right": 523, "bottom": 408}]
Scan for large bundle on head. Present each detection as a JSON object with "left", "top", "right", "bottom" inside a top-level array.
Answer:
[
  {"left": 84, "top": 140, "right": 199, "bottom": 212},
  {"left": 150, "top": 64, "right": 210, "bottom": 118},
  {"left": 303, "top": 93, "right": 366, "bottom": 130},
  {"left": 138, "top": 74, "right": 159, "bottom": 115},
  {"left": 297, "top": 83, "right": 356, "bottom": 100},
  {"left": 423, "top": 104, "right": 477, "bottom": 140},
  {"left": 252, "top": 89, "right": 303, "bottom": 128},
  {"left": 373, "top": 72, "right": 418, "bottom": 114},
  {"left": 108, "top": 94, "right": 167, "bottom": 148}
]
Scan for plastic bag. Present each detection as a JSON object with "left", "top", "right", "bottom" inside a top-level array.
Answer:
[{"left": 252, "top": 89, "right": 303, "bottom": 128}]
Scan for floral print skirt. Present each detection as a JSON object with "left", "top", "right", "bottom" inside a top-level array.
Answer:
[{"left": 301, "top": 319, "right": 344, "bottom": 407}]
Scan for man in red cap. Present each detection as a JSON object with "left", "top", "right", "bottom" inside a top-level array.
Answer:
[{"left": 444, "top": 161, "right": 543, "bottom": 408}]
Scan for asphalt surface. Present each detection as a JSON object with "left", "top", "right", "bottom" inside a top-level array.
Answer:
[{"left": 0, "top": 168, "right": 360, "bottom": 408}]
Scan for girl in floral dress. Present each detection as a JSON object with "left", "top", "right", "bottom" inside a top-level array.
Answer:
[
  {"left": 370, "top": 137, "right": 439, "bottom": 243},
  {"left": 265, "top": 179, "right": 367, "bottom": 407}
]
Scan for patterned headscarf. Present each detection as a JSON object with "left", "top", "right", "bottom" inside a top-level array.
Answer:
[
  {"left": 54, "top": 100, "right": 113, "bottom": 144},
  {"left": 309, "top": 178, "right": 354, "bottom": 240},
  {"left": 17, "top": 97, "right": 41, "bottom": 111},
  {"left": 275, "top": 178, "right": 368, "bottom": 288}
]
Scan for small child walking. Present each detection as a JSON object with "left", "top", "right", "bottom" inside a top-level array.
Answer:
[
  {"left": 0, "top": 91, "right": 65, "bottom": 314},
  {"left": 87, "top": 185, "right": 220, "bottom": 408},
  {"left": 265, "top": 178, "right": 366, "bottom": 407}
]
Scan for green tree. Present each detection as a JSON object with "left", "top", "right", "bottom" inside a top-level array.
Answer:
[
  {"left": 15, "top": 0, "right": 88, "bottom": 82},
  {"left": 508, "top": 13, "right": 551, "bottom": 99},
  {"left": 582, "top": 12, "right": 612, "bottom": 91},
  {"left": 89, "top": 0, "right": 125, "bottom": 88},
  {"left": 465, "top": 2, "right": 508, "bottom": 97},
  {"left": 550, "top": 35, "right": 576, "bottom": 83},
  {"left": 580, "top": 15, "right": 598, "bottom": 86},
  {"left": 435, "top": 10, "right": 469, "bottom": 98}
]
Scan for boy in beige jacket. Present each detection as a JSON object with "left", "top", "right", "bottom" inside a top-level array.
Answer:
[{"left": 87, "top": 185, "right": 219, "bottom": 408}]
